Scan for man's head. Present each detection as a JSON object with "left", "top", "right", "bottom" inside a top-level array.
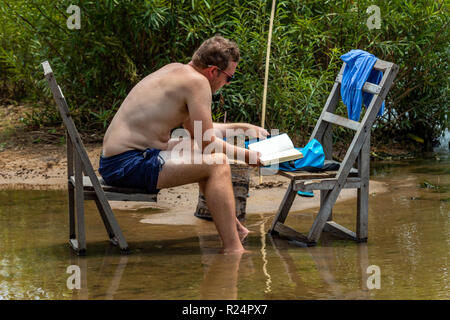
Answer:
[{"left": 191, "top": 36, "right": 240, "bottom": 92}]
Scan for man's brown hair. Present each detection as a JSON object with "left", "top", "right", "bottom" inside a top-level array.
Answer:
[{"left": 192, "top": 36, "right": 240, "bottom": 70}]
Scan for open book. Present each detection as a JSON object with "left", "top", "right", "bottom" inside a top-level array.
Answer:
[{"left": 248, "top": 133, "right": 303, "bottom": 166}]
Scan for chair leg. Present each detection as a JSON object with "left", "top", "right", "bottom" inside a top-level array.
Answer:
[
  {"left": 357, "top": 134, "right": 370, "bottom": 242},
  {"left": 357, "top": 185, "right": 368, "bottom": 242},
  {"left": 94, "top": 193, "right": 129, "bottom": 253},
  {"left": 67, "top": 132, "right": 76, "bottom": 241},
  {"left": 308, "top": 205, "right": 333, "bottom": 243},
  {"left": 269, "top": 180, "right": 297, "bottom": 234},
  {"left": 321, "top": 190, "right": 333, "bottom": 221},
  {"left": 94, "top": 198, "right": 119, "bottom": 246},
  {"left": 308, "top": 184, "right": 341, "bottom": 243},
  {"left": 68, "top": 182, "right": 76, "bottom": 240},
  {"left": 73, "top": 153, "right": 86, "bottom": 255}
]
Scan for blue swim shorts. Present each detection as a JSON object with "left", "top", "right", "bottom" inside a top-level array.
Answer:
[{"left": 99, "top": 148, "right": 165, "bottom": 194}]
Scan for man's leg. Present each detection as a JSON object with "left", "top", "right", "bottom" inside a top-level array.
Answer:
[
  {"left": 198, "top": 180, "right": 250, "bottom": 242},
  {"left": 157, "top": 152, "right": 245, "bottom": 253}
]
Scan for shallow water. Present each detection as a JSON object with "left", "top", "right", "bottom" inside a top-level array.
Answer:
[{"left": 0, "top": 154, "right": 449, "bottom": 300}]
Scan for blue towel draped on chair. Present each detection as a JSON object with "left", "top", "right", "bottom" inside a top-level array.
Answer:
[{"left": 340, "top": 49, "right": 384, "bottom": 121}]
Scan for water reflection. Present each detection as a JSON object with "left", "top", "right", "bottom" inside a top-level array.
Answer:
[
  {"left": 199, "top": 252, "right": 243, "bottom": 300},
  {"left": 0, "top": 153, "right": 449, "bottom": 299},
  {"left": 66, "top": 238, "right": 246, "bottom": 300},
  {"left": 267, "top": 236, "right": 372, "bottom": 299},
  {"left": 68, "top": 247, "right": 131, "bottom": 300},
  {"left": 65, "top": 230, "right": 377, "bottom": 300},
  {"left": 69, "top": 255, "right": 89, "bottom": 300},
  {"left": 259, "top": 215, "right": 272, "bottom": 294}
]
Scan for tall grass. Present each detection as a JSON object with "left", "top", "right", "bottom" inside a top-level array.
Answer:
[{"left": 0, "top": 0, "right": 448, "bottom": 150}]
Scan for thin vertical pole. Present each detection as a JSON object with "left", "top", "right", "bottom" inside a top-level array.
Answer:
[
  {"left": 260, "top": 0, "right": 277, "bottom": 130},
  {"left": 260, "top": 0, "right": 277, "bottom": 184}
]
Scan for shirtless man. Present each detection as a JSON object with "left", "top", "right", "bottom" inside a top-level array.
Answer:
[{"left": 99, "top": 36, "right": 268, "bottom": 254}]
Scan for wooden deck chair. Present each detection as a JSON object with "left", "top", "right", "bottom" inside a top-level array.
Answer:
[
  {"left": 269, "top": 59, "right": 399, "bottom": 246},
  {"left": 42, "top": 61, "right": 157, "bottom": 255}
]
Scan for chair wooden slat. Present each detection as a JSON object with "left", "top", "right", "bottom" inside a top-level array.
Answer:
[
  {"left": 322, "top": 112, "right": 361, "bottom": 131},
  {"left": 68, "top": 176, "right": 158, "bottom": 202},
  {"left": 335, "top": 74, "right": 382, "bottom": 95},
  {"left": 294, "top": 177, "right": 362, "bottom": 191},
  {"left": 373, "top": 59, "right": 393, "bottom": 71},
  {"left": 279, "top": 169, "right": 358, "bottom": 181}
]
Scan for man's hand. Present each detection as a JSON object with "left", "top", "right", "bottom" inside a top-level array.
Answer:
[
  {"left": 247, "top": 150, "right": 262, "bottom": 167},
  {"left": 248, "top": 125, "right": 269, "bottom": 139},
  {"left": 212, "top": 122, "right": 269, "bottom": 139}
]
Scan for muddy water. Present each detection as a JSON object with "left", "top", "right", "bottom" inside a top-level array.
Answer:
[{"left": 0, "top": 154, "right": 448, "bottom": 300}]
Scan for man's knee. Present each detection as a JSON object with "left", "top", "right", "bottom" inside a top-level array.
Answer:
[
  {"left": 210, "top": 152, "right": 229, "bottom": 165},
  {"left": 206, "top": 153, "right": 230, "bottom": 175}
]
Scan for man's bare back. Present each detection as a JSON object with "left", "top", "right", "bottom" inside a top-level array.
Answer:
[{"left": 102, "top": 63, "right": 206, "bottom": 157}]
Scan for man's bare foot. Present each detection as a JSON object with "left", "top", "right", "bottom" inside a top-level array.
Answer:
[
  {"left": 222, "top": 247, "right": 252, "bottom": 255},
  {"left": 238, "top": 228, "right": 250, "bottom": 243},
  {"left": 236, "top": 218, "right": 250, "bottom": 243}
]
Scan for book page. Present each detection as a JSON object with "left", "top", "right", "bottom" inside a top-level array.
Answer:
[
  {"left": 248, "top": 134, "right": 294, "bottom": 157},
  {"left": 259, "top": 148, "right": 300, "bottom": 163}
]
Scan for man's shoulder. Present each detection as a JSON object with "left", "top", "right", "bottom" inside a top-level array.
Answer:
[
  {"left": 150, "top": 63, "right": 210, "bottom": 98},
  {"left": 173, "top": 64, "right": 210, "bottom": 92},
  {"left": 179, "top": 63, "right": 207, "bottom": 80}
]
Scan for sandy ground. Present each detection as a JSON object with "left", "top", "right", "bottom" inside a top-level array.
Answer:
[{"left": 0, "top": 142, "right": 388, "bottom": 226}]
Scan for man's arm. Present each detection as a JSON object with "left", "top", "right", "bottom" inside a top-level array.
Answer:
[
  {"left": 182, "top": 78, "right": 260, "bottom": 165},
  {"left": 213, "top": 122, "right": 269, "bottom": 139}
]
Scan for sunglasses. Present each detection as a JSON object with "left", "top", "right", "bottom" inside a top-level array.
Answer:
[{"left": 208, "top": 65, "right": 235, "bottom": 83}]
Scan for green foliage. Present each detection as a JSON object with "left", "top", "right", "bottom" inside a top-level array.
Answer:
[{"left": 0, "top": 0, "right": 448, "bottom": 149}]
